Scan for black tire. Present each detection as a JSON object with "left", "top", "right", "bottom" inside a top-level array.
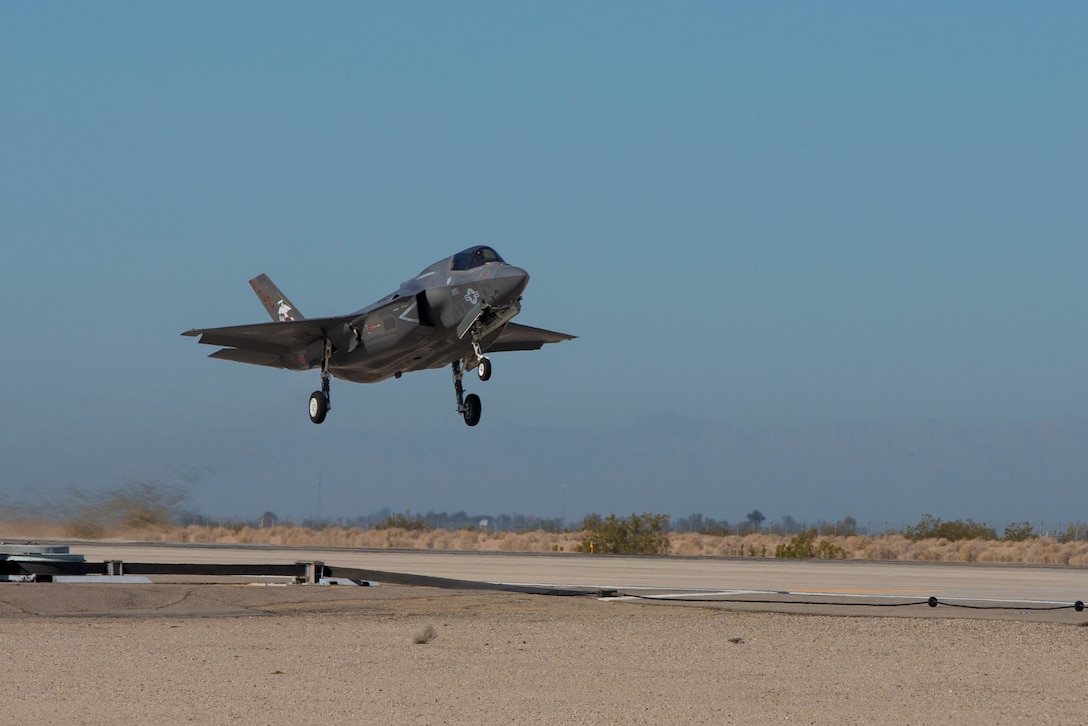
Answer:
[
  {"left": 462, "top": 393, "right": 482, "bottom": 426},
  {"left": 478, "top": 357, "right": 492, "bottom": 381},
  {"left": 309, "top": 391, "right": 328, "bottom": 424}
]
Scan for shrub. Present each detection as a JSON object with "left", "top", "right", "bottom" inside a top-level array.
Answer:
[
  {"left": 816, "top": 516, "right": 858, "bottom": 536},
  {"left": 1002, "top": 521, "right": 1036, "bottom": 542},
  {"left": 673, "top": 513, "right": 732, "bottom": 536},
  {"left": 1057, "top": 524, "right": 1088, "bottom": 544},
  {"left": 903, "top": 514, "right": 995, "bottom": 542},
  {"left": 576, "top": 512, "right": 670, "bottom": 555},
  {"left": 374, "top": 510, "right": 433, "bottom": 531},
  {"left": 774, "top": 529, "right": 847, "bottom": 559}
]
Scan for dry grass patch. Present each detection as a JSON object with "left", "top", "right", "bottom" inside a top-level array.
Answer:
[
  {"left": 5, "top": 520, "right": 1088, "bottom": 564},
  {"left": 411, "top": 623, "right": 437, "bottom": 645}
]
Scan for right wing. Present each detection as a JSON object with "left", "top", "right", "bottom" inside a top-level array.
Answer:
[{"left": 484, "top": 322, "right": 576, "bottom": 352}]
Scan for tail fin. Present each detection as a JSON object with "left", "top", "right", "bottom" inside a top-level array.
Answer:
[{"left": 249, "top": 274, "right": 306, "bottom": 322}]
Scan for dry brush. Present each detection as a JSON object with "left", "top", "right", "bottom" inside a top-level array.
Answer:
[{"left": 4, "top": 519, "right": 1088, "bottom": 564}]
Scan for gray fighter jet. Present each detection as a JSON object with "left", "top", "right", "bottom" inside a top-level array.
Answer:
[{"left": 183, "top": 246, "right": 574, "bottom": 426}]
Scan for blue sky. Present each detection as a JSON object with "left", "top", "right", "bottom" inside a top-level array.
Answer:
[{"left": 2, "top": 3, "right": 1086, "bottom": 520}]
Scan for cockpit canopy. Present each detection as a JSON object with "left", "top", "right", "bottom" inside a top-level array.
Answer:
[{"left": 451, "top": 246, "right": 505, "bottom": 271}]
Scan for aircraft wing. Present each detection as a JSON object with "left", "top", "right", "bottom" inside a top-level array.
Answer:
[
  {"left": 484, "top": 323, "right": 576, "bottom": 353},
  {"left": 182, "top": 317, "right": 350, "bottom": 369},
  {"left": 185, "top": 317, "right": 574, "bottom": 368}
]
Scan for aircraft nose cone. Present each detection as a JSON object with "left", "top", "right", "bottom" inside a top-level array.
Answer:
[{"left": 505, "top": 266, "right": 530, "bottom": 298}]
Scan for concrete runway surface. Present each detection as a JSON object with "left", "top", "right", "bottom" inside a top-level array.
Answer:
[{"left": 35, "top": 540, "right": 1088, "bottom": 623}]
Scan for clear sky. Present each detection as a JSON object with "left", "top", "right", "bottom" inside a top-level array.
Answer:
[{"left": 2, "top": 3, "right": 1086, "bottom": 520}]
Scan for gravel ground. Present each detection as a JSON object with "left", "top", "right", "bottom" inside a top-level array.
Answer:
[{"left": 1, "top": 584, "right": 1085, "bottom": 724}]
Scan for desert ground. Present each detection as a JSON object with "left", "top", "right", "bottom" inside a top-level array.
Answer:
[
  {"left": 2, "top": 581, "right": 1086, "bottom": 724},
  {"left": 3, "top": 524, "right": 1087, "bottom": 723}
]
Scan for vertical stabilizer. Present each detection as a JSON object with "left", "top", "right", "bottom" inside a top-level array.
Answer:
[{"left": 249, "top": 274, "right": 306, "bottom": 322}]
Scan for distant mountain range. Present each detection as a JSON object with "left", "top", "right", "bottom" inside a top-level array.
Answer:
[{"left": 193, "top": 414, "right": 1088, "bottom": 529}]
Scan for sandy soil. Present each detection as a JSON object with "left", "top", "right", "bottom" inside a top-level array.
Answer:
[{"left": 1, "top": 583, "right": 1085, "bottom": 724}]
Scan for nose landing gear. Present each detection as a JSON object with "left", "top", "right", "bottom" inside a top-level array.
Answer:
[
  {"left": 477, "top": 356, "right": 492, "bottom": 381},
  {"left": 469, "top": 327, "right": 492, "bottom": 381},
  {"left": 452, "top": 328, "right": 494, "bottom": 426}
]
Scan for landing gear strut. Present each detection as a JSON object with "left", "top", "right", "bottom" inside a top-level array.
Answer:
[
  {"left": 452, "top": 360, "right": 482, "bottom": 426},
  {"left": 309, "top": 339, "right": 332, "bottom": 424},
  {"left": 469, "top": 327, "right": 491, "bottom": 381}
]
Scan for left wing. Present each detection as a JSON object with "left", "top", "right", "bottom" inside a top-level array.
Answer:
[
  {"left": 182, "top": 316, "right": 353, "bottom": 370},
  {"left": 182, "top": 272, "right": 334, "bottom": 370}
]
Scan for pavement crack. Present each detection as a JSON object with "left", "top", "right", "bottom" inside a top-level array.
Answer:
[
  {"left": 0, "top": 599, "right": 35, "bottom": 616},
  {"left": 151, "top": 588, "right": 198, "bottom": 611}
]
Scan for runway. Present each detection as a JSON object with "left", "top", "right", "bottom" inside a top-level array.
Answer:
[{"left": 57, "top": 540, "right": 1088, "bottom": 622}]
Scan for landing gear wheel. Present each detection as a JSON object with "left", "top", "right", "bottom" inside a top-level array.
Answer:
[
  {"left": 477, "top": 357, "right": 492, "bottom": 381},
  {"left": 309, "top": 391, "right": 328, "bottom": 424},
  {"left": 462, "top": 393, "right": 482, "bottom": 427}
]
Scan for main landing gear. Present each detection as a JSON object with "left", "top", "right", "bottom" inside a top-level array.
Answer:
[
  {"left": 309, "top": 340, "right": 332, "bottom": 424},
  {"left": 307, "top": 337, "right": 494, "bottom": 428},
  {"left": 308, "top": 376, "right": 330, "bottom": 424},
  {"left": 452, "top": 360, "right": 482, "bottom": 426}
]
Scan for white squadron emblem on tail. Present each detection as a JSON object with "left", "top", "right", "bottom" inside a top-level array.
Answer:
[{"left": 277, "top": 300, "right": 294, "bottom": 322}]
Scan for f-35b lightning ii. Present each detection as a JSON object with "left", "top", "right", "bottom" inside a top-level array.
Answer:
[{"left": 183, "top": 246, "right": 574, "bottom": 426}]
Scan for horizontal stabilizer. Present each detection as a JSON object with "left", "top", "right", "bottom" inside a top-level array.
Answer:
[{"left": 208, "top": 348, "right": 286, "bottom": 368}]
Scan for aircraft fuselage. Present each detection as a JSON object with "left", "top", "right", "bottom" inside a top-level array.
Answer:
[{"left": 328, "top": 252, "right": 529, "bottom": 383}]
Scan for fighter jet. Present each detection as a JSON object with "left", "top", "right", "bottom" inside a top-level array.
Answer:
[{"left": 182, "top": 246, "right": 574, "bottom": 426}]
